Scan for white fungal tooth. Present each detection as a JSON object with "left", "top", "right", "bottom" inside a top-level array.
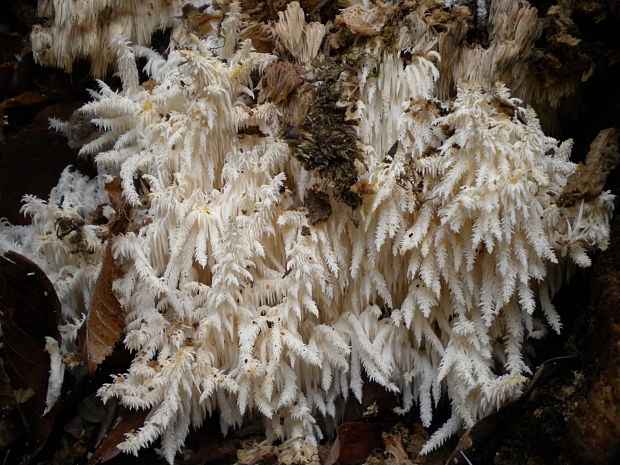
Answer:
[{"left": 0, "top": 1, "right": 614, "bottom": 463}]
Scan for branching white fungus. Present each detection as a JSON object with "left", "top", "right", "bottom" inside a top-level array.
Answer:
[{"left": 1, "top": 1, "right": 614, "bottom": 463}]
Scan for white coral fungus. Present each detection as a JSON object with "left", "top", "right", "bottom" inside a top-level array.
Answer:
[{"left": 1, "top": 1, "right": 614, "bottom": 463}]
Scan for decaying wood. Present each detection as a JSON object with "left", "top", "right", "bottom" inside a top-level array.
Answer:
[{"left": 559, "top": 128, "right": 620, "bottom": 207}]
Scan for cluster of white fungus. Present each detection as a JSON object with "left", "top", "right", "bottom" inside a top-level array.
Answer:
[
  {"left": 32, "top": 0, "right": 187, "bottom": 75},
  {"left": 1, "top": 1, "right": 614, "bottom": 463}
]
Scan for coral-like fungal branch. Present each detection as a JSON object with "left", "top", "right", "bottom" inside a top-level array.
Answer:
[{"left": 1, "top": 1, "right": 615, "bottom": 463}]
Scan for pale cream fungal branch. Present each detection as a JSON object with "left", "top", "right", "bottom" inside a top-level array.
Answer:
[
  {"left": 0, "top": 1, "right": 615, "bottom": 464},
  {"left": 274, "top": 2, "right": 326, "bottom": 64}
]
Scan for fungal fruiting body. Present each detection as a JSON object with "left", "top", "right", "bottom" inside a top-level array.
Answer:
[{"left": 0, "top": 1, "right": 615, "bottom": 463}]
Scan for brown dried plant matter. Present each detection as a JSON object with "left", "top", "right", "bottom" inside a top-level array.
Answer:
[
  {"left": 558, "top": 128, "right": 620, "bottom": 207},
  {"left": 181, "top": 3, "right": 223, "bottom": 38},
  {"left": 240, "top": 21, "right": 276, "bottom": 53},
  {"left": 84, "top": 178, "right": 129, "bottom": 374},
  {"left": 361, "top": 424, "right": 447, "bottom": 465},
  {"left": 334, "top": 0, "right": 398, "bottom": 36},
  {"left": 258, "top": 61, "right": 303, "bottom": 105}
]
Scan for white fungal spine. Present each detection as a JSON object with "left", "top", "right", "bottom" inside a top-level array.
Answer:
[{"left": 0, "top": 1, "right": 614, "bottom": 463}]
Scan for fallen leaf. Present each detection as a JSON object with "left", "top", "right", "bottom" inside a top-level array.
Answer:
[
  {"left": 85, "top": 243, "right": 125, "bottom": 374},
  {"left": 383, "top": 430, "right": 412, "bottom": 465},
  {"left": 13, "top": 387, "right": 35, "bottom": 404},
  {"left": 0, "top": 359, "right": 22, "bottom": 449},
  {"left": 181, "top": 4, "right": 222, "bottom": 38},
  {"left": 64, "top": 416, "right": 85, "bottom": 440},
  {"left": 84, "top": 178, "right": 128, "bottom": 374},
  {"left": 324, "top": 422, "right": 389, "bottom": 465},
  {"left": 78, "top": 395, "right": 107, "bottom": 424},
  {"left": 0, "top": 251, "right": 61, "bottom": 456},
  {"left": 1, "top": 90, "right": 52, "bottom": 109},
  {"left": 89, "top": 407, "right": 148, "bottom": 464}
]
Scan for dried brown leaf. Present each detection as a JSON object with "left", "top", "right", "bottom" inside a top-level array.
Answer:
[
  {"left": 89, "top": 407, "right": 148, "bottom": 464},
  {"left": 324, "top": 422, "right": 387, "bottom": 465},
  {"left": 2, "top": 90, "right": 52, "bottom": 110},
  {"left": 84, "top": 178, "right": 128, "bottom": 374},
  {"left": 383, "top": 430, "right": 413, "bottom": 465},
  {"left": 85, "top": 242, "right": 125, "bottom": 375}
]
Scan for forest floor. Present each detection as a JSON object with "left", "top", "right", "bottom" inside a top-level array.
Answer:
[{"left": 0, "top": 1, "right": 619, "bottom": 464}]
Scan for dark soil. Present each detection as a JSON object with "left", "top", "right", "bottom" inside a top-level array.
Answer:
[{"left": 0, "top": 1, "right": 618, "bottom": 465}]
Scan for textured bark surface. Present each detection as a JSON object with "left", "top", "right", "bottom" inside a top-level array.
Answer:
[
  {"left": 568, "top": 204, "right": 620, "bottom": 464},
  {"left": 0, "top": 1, "right": 619, "bottom": 464}
]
